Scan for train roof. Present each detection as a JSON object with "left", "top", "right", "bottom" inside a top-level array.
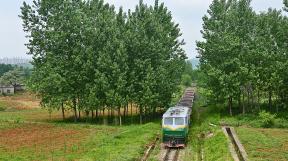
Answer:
[{"left": 162, "top": 106, "right": 191, "bottom": 118}]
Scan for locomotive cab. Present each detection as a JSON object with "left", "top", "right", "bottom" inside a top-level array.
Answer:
[{"left": 162, "top": 106, "right": 191, "bottom": 148}]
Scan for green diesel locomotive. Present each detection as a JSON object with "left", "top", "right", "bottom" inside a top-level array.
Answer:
[{"left": 162, "top": 88, "right": 194, "bottom": 148}]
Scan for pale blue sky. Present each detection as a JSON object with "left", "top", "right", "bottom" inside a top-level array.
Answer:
[{"left": 0, "top": 0, "right": 285, "bottom": 59}]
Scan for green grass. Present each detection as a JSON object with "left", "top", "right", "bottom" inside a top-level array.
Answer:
[
  {"left": 0, "top": 102, "right": 6, "bottom": 111},
  {"left": 236, "top": 127, "right": 288, "bottom": 161},
  {"left": 180, "top": 88, "right": 233, "bottom": 161},
  {"left": 0, "top": 121, "right": 160, "bottom": 161},
  {"left": 220, "top": 113, "right": 288, "bottom": 128},
  {"left": 0, "top": 108, "right": 63, "bottom": 122},
  {"left": 80, "top": 123, "right": 160, "bottom": 161},
  {"left": 204, "top": 130, "right": 233, "bottom": 161}
]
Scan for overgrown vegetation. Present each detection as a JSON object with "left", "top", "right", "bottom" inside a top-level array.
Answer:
[
  {"left": 197, "top": 0, "right": 288, "bottom": 116},
  {"left": 220, "top": 111, "right": 288, "bottom": 129},
  {"left": 181, "top": 88, "right": 232, "bottom": 161},
  {"left": 258, "top": 111, "right": 276, "bottom": 128},
  {"left": 20, "top": 0, "right": 186, "bottom": 124}
]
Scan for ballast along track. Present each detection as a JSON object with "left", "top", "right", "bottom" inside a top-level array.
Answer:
[{"left": 163, "top": 148, "right": 180, "bottom": 161}]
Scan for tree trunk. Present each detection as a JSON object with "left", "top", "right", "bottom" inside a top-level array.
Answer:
[
  {"left": 85, "top": 110, "right": 89, "bottom": 117},
  {"left": 123, "top": 104, "right": 126, "bottom": 119},
  {"left": 268, "top": 90, "right": 272, "bottom": 111},
  {"left": 251, "top": 89, "right": 255, "bottom": 110},
  {"left": 242, "top": 94, "right": 245, "bottom": 114},
  {"left": 91, "top": 110, "right": 94, "bottom": 119},
  {"left": 103, "top": 108, "right": 106, "bottom": 125},
  {"left": 73, "top": 98, "right": 77, "bottom": 122},
  {"left": 139, "top": 106, "right": 143, "bottom": 124},
  {"left": 130, "top": 103, "right": 133, "bottom": 124},
  {"left": 276, "top": 94, "right": 279, "bottom": 113},
  {"left": 96, "top": 109, "right": 98, "bottom": 118},
  {"left": 153, "top": 107, "right": 156, "bottom": 119},
  {"left": 126, "top": 104, "right": 128, "bottom": 116},
  {"left": 247, "top": 91, "right": 250, "bottom": 110},
  {"left": 61, "top": 102, "right": 65, "bottom": 120},
  {"left": 257, "top": 90, "right": 260, "bottom": 111},
  {"left": 130, "top": 103, "right": 133, "bottom": 116},
  {"left": 228, "top": 97, "right": 233, "bottom": 116},
  {"left": 238, "top": 95, "right": 241, "bottom": 109},
  {"left": 118, "top": 107, "right": 122, "bottom": 126},
  {"left": 78, "top": 110, "right": 81, "bottom": 120}
]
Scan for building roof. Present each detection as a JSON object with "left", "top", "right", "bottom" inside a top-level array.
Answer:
[
  {"left": 163, "top": 106, "right": 191, "bottom": 118},
  {"left": 0, "top": 85, "right": 14, "bottom": 88}
]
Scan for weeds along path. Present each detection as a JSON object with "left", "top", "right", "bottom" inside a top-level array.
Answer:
[
  {"left": 140, "top": 136, "right": 160, "bottom": 161},
  {"left": 191, "top": 99, "right": 206, "bottom": 161},
  {"left": 180, "top": 90, "right": 233, "bottom": 161}
]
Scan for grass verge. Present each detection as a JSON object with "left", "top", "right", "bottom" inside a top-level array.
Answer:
[
  {"left": 236, "top": 127, "right": 288, "bottom": 161},
  {"left": 181, "top": 88, "right": 233, "bottom": 161}
]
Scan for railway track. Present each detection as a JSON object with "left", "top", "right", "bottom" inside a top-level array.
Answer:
[
  {"left": 140, "top": 136, "right": 160, "bottom": 161},
  {"left": 163, "top": 148, "right": 180, "bottom": 161}
]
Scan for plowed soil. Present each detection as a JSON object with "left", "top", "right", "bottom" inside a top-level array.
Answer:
[{"left": 0, "top": 123, "right": 87, "bottom": 153}]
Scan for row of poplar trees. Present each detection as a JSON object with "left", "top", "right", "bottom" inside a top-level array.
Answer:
[
  {"left": 198, "top": 0, "right": 288, "bottom": 115},
  {"left": 20, "top": 0, "right": 186, "bottom": 124}
]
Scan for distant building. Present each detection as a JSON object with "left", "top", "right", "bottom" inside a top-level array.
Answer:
[
  {"left": 0, "top": 57, "right": 32, "bottom": 65},
  {"left": 0, "top": 85, "right": 15, "bottom": 95},
  {"left": 14, "top": 84, "right": 26, "bottom": 91}
]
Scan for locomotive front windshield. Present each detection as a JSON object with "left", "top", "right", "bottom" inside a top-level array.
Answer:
[
  {"left": 164, "top": 117, "right": 185, "bottom": 125},
  {"left": 175, "top": 118, "right": 184, "bottom": 125},
  {"left": 164, "top": 117, "right": 173, "bottom": 125}
]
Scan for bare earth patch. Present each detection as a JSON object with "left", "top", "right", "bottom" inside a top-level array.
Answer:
[{"left": 0, "top": 123, "right": 87, "bottom": 153}]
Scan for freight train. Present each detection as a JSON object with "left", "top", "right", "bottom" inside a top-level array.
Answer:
[{"left": 162, "top": 88, "right": 195, "bottom": 148}]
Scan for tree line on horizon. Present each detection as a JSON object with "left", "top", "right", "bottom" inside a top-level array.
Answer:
[
  {"left": 20, "top": 0, "right": 187, "bottom": 124},
  {"left": 198, "top": 0, "right": 288, "bottom": 115}
]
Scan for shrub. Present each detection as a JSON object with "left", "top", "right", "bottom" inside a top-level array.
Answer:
[
  {"left": 258, "top": 111, "right": 276, "bottom": 128},
  {"left": 274, "top": 118, "right": 288, "bottom": 128}
]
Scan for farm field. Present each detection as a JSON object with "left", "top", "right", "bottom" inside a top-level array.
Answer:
[
  {"left": 0, "top": 121, "right": 160, "bottom": 161},
  {"left": 0, "top": 93, "right": 67, "bottom": 122},
  {"left": 236, "top": 127, "right": 288, "bottom": 161},
  {"left": 2, "top": 90, "right": 288, "bottom": 161},
  {"left": 0, "top": 94, "right": 161, "bottom": 161}
]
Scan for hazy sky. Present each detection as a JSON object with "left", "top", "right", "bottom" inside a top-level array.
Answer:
[{"left": 0, "top": 0, "right": 285, "bottom": 59}]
